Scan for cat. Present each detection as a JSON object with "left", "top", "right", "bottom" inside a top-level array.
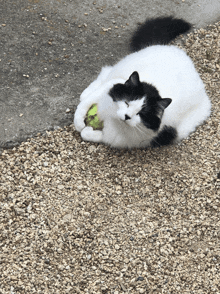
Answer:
[{"left": 74, "top": 16, "right": 211, "bottom": 148}]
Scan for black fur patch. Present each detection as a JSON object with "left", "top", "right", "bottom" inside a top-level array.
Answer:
[
  {"left": 109, "top": 71, "right": 153, "bottom": 102},
  {"left": 130, "top": 16, "right": 192, "bottom": 52},
  {"left": 150, "top": 126, "right": 177, "bottom": 147}
]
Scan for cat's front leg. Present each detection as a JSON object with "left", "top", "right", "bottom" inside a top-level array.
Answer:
[
  {"left": 81, "top": 126, "right": 103, "bottom": 143},
  {"left": 74, "top": 105, "right": 87, "bottom": 132},
  {"left": 74, "top": 78, "right": 125, "bottom": 132},
  {"left": 80, "top": 66, "right": 112, "bottom": 101}
]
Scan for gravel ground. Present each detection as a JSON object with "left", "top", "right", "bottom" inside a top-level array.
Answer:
[{"left": 0, "top": 22, "right": 220, "bottom": 294}]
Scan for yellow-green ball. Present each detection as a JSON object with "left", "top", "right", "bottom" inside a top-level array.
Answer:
[{"left": 84, "top": 104, "right": 104, "bottom": 130}]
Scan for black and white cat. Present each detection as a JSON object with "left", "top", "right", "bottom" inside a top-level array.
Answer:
[{"left": 74, "top": 16, "right": 211, "bottom": 148}]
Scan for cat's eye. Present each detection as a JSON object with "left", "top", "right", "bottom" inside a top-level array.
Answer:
[{"left": 125, "top": 101, "right": 129, "bottom": 107}]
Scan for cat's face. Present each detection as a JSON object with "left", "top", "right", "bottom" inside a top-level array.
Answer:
[
  {"left": 109, "top": 71, "right": 172, "bottom": 130},
  {"left": 116, "top": 97, "right": 145, "bottom": 127}
]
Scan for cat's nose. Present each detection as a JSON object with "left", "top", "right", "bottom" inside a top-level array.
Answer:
[{"left": 125, "top": 114, "right": 131, "bottom": 120}]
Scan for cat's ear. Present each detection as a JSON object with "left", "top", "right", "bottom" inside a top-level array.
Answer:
[
  {"left": 158, "top": 98, "right": 172, "bottom": 110},
  {"left": 125, "top": 71, "right": 140, "bottom": 87}
]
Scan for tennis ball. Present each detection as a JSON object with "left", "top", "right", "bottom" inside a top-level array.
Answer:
[{"left": 84, "top": 104, "right": 104, "bottom": 130}]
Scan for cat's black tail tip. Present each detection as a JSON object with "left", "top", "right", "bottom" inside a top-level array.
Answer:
[{"left": 130, "top": 16, "right": 192, "bottom": 52}]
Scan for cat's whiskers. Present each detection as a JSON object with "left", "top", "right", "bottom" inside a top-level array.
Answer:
[{"left": 134, "top": 123, "right": 145, "bottom": 136}]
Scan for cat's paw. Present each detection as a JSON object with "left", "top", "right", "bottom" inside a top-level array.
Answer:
[
  {"left": 81, "top": 127, "right": 103, "bottom": 143},
  {"left": 74, "top": 114, "right": 85, "bottom": 132}
]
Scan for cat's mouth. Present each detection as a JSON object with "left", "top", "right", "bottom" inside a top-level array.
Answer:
[
  {"left": 120, "top": 118, "right": 130, "bottom": 124},
  {"left": 120, "top": 118, "right": 138, "bottom": 128}
]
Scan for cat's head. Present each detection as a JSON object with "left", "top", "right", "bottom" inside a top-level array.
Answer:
[{"left": 109, "top": 71, "right": 172, "bottom": 130}]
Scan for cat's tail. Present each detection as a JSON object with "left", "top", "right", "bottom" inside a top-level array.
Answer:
[{"left": 130, "top": 16, "right": 192, "bottom": 52}]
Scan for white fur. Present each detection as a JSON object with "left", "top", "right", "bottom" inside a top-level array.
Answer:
[
  {"left": 116, "top": 98, "right": 144, "bottom": 127},
  {"left": 74, "top": 45, "right": 211, "bottom": 148}
]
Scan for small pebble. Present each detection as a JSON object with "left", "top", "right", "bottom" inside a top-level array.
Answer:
[{"left": 137, "top": 276, "right": 144, "bottom": 281}]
